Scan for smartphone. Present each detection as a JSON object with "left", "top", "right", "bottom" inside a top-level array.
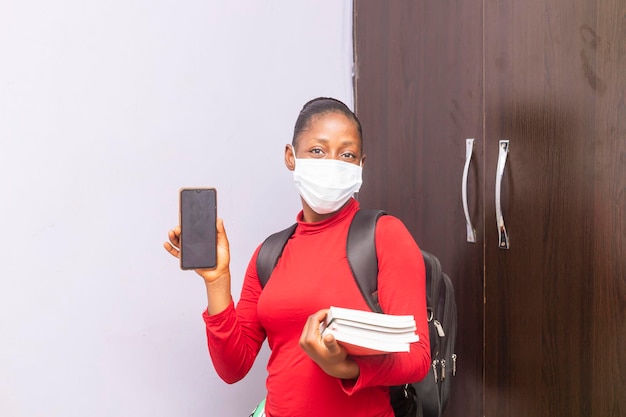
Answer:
[{"left": 179, "top": 187, "right": 217, "bottom": 270}]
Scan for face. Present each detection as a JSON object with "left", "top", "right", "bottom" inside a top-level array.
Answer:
[{"left": 285, "top": 111, "right": 364, "bottom": 170}]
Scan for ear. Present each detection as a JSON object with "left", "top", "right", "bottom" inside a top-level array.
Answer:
[
  {"left": 285, "top": 144, "right": 296, "bottom": 171},
  {"left": 360, "top": 153, "right": 366, "bottom": 167}
]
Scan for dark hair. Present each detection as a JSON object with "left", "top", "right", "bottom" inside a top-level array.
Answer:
[{"left": 292, "top": 97, "right": 363, "bottom": 146}]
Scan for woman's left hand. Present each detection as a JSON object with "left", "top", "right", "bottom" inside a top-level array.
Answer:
[{"left": 299, "top": 309, "right": 360, "bottom": 380}]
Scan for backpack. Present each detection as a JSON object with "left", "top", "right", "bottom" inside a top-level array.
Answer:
[{"left": 256, "top": 209, "right": 457, "bottom": 417}]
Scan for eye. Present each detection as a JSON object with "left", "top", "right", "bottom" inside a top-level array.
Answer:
[
  {"left": 341, "top": 151, "right": 358, "bottom": 161},
  {"left": 309, "top": 147, "right": 326, "bottom": 157}
]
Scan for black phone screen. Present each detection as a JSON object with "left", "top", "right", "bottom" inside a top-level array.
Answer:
[{"left": 179, "top": 188, "right": 217, "bottom": 270}]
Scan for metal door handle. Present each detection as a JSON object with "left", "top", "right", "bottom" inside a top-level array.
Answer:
[
  {"left": 495, "top": 140, "right": 510, "bottom": 249},
  {"left": 462, "top": 138, "right": 476, "bottom": 243}
]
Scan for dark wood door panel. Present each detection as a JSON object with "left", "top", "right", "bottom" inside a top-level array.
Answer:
[
  {"left": 483, "top": 0, "right": 626, "bottom": 416},
  {"left": 590, "top": 0, "right": 626, "bottom": 413},
  {"left": 354, "top": 2, "right": 484, "bottom": 416}
]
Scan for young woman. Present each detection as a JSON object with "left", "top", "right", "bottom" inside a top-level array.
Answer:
[{"left": 164, "top": 97, "right": 430, "bottom": 417}]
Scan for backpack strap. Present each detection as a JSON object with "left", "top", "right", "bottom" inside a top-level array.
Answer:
[
  {"left": 256, "top": 223, "right": 297, "bottom": 288},
  {"left": 346, "top": 209, "right": 387, "bottom": 313},
  {"left": 348, "top": 209, "right": 425, "bottom": 416}
]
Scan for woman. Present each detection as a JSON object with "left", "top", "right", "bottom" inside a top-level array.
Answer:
[{"left": 164, "top": 97, "right": 430, "bottom": 416}]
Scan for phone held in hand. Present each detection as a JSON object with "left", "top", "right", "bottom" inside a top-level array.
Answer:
[{"left": 179, "top": 187, "right": 217, "bottom": 270}]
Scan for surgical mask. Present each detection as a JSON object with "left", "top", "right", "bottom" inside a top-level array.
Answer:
[{"left": 291, "top": 147, "right": 363, "bottom": 214}]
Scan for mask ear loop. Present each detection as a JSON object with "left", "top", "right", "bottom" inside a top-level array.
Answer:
[
  {"left": 355, "top": 156, "right": 364, "bottom": 200},
  {"left": 289, "top": 144, "right": 299, "bottom": 167}
]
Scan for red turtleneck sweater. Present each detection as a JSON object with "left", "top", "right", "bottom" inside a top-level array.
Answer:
[{"left": 203, "top": 199, "right": 430, "bottom": 417}]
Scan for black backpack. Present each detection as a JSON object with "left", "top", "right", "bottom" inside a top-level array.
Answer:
[{"left": 256, "top": 209, "right": 457, "bottom": 417}]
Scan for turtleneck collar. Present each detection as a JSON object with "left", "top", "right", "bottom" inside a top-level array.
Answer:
[{"left": 294, "top": 198, "right": 360, "bottom": 235}]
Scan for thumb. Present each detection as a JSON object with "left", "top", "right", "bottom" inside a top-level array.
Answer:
[{"left": 323, "top": 333, "right": 339, "bottom": 353}]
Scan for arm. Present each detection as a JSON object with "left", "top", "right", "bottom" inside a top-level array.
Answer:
[
  {"left": 164, "top": 220, "right": 266, "bottom": 383},
  {"left": 203, "top": 246, "right": 267, "bottom": 383},
  {"left": 343, "top": 215, "right": 431, "bottom": 392}
]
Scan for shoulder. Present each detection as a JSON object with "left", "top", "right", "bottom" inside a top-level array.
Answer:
[
  {"left": 376, "top": 213, "right": 411, "bottom": 235},
  {"left": 374, "top": 213, "right": 421, "bottom": 251}
]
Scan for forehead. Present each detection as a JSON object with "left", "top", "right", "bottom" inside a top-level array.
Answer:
[{"left": 296, "top": 111, "right": 362, "bottom": 145}]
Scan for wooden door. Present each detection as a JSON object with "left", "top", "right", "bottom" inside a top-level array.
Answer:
[
  {"left": 355, "top": 0, "right": 626, "bottom": 416},
  {"left": 354, "top": 2, "right": 484, "bottom": 417},
  {"left": 483, "top": 0, "right": 626, "bottom": 416}
]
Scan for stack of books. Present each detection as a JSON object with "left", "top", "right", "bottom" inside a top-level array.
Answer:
[{"left": 320, "top": 306, "right": 419, "bottom": 356}]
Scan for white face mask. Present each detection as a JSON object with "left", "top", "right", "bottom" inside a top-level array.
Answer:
[{"left": 291, "top": 147, "right": 363, "bottom": 215}]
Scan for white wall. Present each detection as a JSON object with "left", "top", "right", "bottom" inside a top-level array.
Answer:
[{"left": 0, "top": 1, "right": 353, "bottom": 416}]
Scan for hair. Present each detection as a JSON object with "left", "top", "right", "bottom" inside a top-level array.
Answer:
[{"left": 291, "top": 97, "right": 363, "bottom": 147}]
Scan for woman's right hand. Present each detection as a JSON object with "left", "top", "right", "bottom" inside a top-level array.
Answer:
[
  {"left": 163, "top": 218, "right": 231, "bottom": 283},
  {"left": 164, "top": 219, "right": 233, "bottom": 315}
]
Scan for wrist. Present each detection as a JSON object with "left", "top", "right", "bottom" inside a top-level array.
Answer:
[
  {"left": 203, "top": 270, "right": 230, "bottom": 287},
  {"left": 204, "top": 273, "right": 232, "bottom": 316},
  {"left": 326, "top": 357, "right": 360, "bottom": 380}
]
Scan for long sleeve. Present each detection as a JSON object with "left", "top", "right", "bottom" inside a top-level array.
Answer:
[
  {"left": 203, "top": 246, "right": 266, "bottom": 384},
  {"left": 341, "top": 215, "right": 431, "bottom": 393}
]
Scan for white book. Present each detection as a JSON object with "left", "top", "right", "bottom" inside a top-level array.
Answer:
[
  {"left": 329, "top": 317, "right": 417, "bottom": 334},
  {"left": 324, "top": 321, "right": 420, "bottom": 344},
  {"left": 326, "top": 306, "right": 416, "bottom": 328},
  {"left": 322, "top": 327, "right": 413, "bottom": 356},
  {"left": 321, "top": 306, "right": 419, "bottom": 356}
]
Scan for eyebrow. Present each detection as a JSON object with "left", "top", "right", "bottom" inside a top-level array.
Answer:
[{"left": 310, "top": 137, "right": 359, "bottom": 147}]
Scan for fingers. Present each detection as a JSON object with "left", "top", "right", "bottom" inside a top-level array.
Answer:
[
  {"left": 312, "top": 308, "right": 329, "bottom": 324},
  {"left": 305, "top": 309, "right": 328, "bottom": 337},
  {"left": 299, "top": 309, "right": 356, "bottom": 379},
  {"left": 164, "top": 221, "right": 231, "bottom": 276},
  {"left": 170, "top": 226, "right": 181, "bottom": 243},
  {"left": 299, "top": 309, "right": 330, "bottom": 351},
  {"left": 164, "top": 226, "right": 181, "bottom": 258},
  {"left": 163, "top": 241, "right": 179, "bottom": 258}
]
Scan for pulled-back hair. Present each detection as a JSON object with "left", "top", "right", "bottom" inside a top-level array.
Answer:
[{"left": 292, "top": 97, "right": 363, "bottom": 146}]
